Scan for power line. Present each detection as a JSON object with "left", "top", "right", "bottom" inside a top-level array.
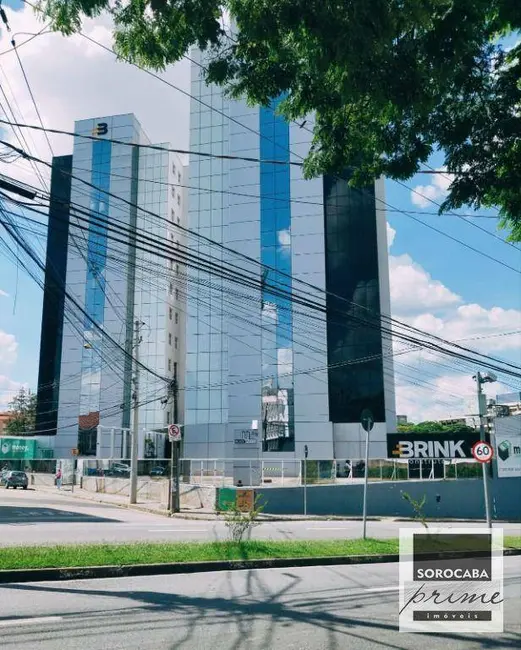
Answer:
[
  {"left": 1, "top": 118, "right": 516, "bottom": 278},
  {"left": 0, "top": 204, "right": 171, "bottom": 385},
  {"left": 0, "top": 118, "right": 301, "bottom": 167},
  {"left": 4, "top": 143, "right": 519, "bottom": 377},
  {"left": 10, "top": 36, "right": 54, "bottom": 157},
  {"left": 4, "top": 179, "right": 521, "bottom": 383}
]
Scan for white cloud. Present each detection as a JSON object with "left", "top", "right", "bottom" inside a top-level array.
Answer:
[
  {"left": 409, "top": 305, "right": 521, "bottom": 353},
  {"left": 0, "top": 331, "right": 18, "bottom": 365},
  {"left": 277, "top": 229, "right": 291, "bottom": 247},
  {"left": 0, "top": 289, "right": 8, "bottom": 297},
  {"left": 0, "top": 375, "right": 27, "bottom": 411},
  {"left": 410, "top": 168, "right": 453, "bottom": 208},
  {"left": 386, "top": 222, "right": 396, "bottom": 248},
  {"left": 394, "top": 371, "right": 508, "bottom": 423},
  {"left": 0, "top": 8, "right": 190, "bottom": 190},
  {"left": 389, "top": 253, "right": 461, "bottom": 313},
  {"left": 389, "top": 226, "right": 520, "bottom": 422}
]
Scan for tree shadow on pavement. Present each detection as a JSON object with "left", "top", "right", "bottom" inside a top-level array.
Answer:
[
  {"left": 4, "top": 575, "right": 521, "bottom": 650},
  {"left": 0, "top": 506, "right": 121, "bottom": 524}
]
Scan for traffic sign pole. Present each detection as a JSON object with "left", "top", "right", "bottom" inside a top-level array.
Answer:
[
  {"left": 361, "top": 409, "right": 374, "bottom": 540},
  {"left": 476, "top": 373, "right": 492, "bottom": 529},
  {"left": 168, "top": 424, "right": 182, "bottom": 514}
]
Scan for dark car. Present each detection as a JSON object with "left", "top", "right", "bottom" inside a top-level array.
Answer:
[
  {"left": 4, "top": 471, "right": 28, "bottom": 489},
  {"left": 149, "top": 466, "right": 167, "bottom": 477}
]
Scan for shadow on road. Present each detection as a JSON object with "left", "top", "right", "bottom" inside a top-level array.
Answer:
[
  {"left": 0, "top": 506, "right": 122, "bottom": 524},
  {"left": 3, "top": 576, "right": 520, "bottom": 650}
]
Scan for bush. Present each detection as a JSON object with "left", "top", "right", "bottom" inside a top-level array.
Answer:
[{"left": 223, "top": 494, "right": 264, "bottom": 543}]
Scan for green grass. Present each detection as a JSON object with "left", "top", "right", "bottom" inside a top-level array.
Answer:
[{"left": 0, "top": 537, "right": 519, "bottom": 571}]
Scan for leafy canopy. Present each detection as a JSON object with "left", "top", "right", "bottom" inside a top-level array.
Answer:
[
  {"left": 37, "top": 1, "right": 521, "bottom": 239},
  {"left": 397, "top": 420, "right": 477, "bottom": 434},
  {"left": 5, "top": 387, "right": 37, "bottom": 435}
]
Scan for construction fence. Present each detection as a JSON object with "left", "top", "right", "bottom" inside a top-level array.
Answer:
[{"left": 2, "top": 457, "right": 484, "bottom": 489}]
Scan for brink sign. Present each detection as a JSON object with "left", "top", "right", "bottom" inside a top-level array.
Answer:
[{"left": 387, "top": 432, "right": 481, "bottom": 459}]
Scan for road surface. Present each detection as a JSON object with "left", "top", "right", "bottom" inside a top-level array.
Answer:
[
  {"left": 0, "top": 490, "right": 519, "bottom": 546},
  {"left": 0, "top": 558, "right": 519, "bottom": 649}
]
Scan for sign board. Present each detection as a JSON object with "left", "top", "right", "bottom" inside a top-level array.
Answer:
[
  {"left": 168, "top": 424, "right": 182, "bottom": 443},
  {"left": 387, "top": 432, "right": 480, "bottom": 459},
  {"left": 234, "top": 429, "right": 259, "bottom": 445},
  {"left": 360, "top": 408, "right": 374, "bottom": 433},
  {"left": 236, "top": 489, "right": 254, "bottom": 512},
  {"left": 92, "top": 122, "right": 108, "bottom": 136},
  {"left": 472, "top": 441, "right": 494, "bottom": 463},
  {"left": 0, "top": 438, "right": 37, "bottom": 460},
  {"left": 495, "top": 416, "right": 521, "bottom": 478}
]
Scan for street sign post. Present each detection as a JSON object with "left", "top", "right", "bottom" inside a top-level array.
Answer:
[
  {"left": 168, "top": 424, "right": 181, "bottom": 442},
  {"left": 361, "top": 410, "right": 374, "bottom": 539},
  {"left": 168, "top": 424, "right": 182, "bottom": 513},
  {"left": 303, "top": 445, "right": 309, "bottom": 516},
  {"left": 472, "top": 441, "right": 494, "bottom": 464}
]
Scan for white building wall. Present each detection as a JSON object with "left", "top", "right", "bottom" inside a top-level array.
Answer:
[{"left": 54, "top": 114, "right": 178, "bottom": 459}]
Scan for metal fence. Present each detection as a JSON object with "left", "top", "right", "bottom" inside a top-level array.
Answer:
[
  {"left": 173, "top": 458, "right": 483, "bottom": 487},
  {"left": 2, "top": 457, "right": 483, "bottom": 489}
]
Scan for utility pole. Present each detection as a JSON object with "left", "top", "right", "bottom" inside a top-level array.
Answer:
[
  {"left": 168, "top": 378, "right": 181, "bottom": 514},
  {"left": 129, "top": 320, "right": 142, "bottom": 505},
  {"left": 303, "top": 445, "right": 308, "bottom": 516},
  {"left": 475, "top": 371, "right": 494, "bottom": 528}
]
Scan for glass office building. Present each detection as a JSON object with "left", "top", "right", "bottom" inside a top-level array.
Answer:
[
  {"left": 36, "top": 114, "right": 186, "bottom": 459},
  {"left": 185, "top": 54, "right": 396, "bottom": 461}
]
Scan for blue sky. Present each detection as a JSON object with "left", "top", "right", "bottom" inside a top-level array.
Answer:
[{"left": 0, "top": 3, "right": 519, "bottom": 420}]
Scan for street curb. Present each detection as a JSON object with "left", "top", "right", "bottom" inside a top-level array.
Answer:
[{"left": 1, "top": 549, "right": 520, "bottom": 584}]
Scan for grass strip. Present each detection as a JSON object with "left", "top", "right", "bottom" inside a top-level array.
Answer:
[{"left": 1, "top": 537, "right": 519, "bottom": 571}]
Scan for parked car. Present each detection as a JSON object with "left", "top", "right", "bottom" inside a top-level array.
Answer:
[
  {"left": 4, "top": 470, "right": 28, "bottom": 490},
  {"left": 105, "top": 463, "right": 130, "bottom": 477},
  {"left": 149, "top": 466, "right": 167, "bottom": 477}
]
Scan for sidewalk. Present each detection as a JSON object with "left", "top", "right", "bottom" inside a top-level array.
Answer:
[{"left": 35, "top": 485, "right": 387, "bottom": 520}]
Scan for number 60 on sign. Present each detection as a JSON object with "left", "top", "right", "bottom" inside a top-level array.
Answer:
[{"left": 472, "top": 441, "right": 494, "bottom": 463}]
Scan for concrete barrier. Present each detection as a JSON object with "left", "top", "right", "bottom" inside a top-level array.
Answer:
[{"left": 253, "top": 477, "right": 521, "bottom": 520}]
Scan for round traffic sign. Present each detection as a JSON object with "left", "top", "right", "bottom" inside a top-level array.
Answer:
[
  {"left": 360, "top": 408, "right": 374, "bottom": 433},
  {"left": 168, "top": 424, "right": 181, "bottom": 442},
  {"left": 471, "top": 441, "right": 494, "bottom": 463}
]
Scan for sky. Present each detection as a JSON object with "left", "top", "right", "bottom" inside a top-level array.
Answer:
[{"left": 0, "top": 3, "right": 520, "bottom": 424}]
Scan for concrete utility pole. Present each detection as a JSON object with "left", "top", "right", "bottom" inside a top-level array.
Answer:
[
  {"left": 475, "top": 370, "right": 496, "bottom": 529},
  {"left": 168, "top": 378, "right": 181, "bottom": 514},
  {"left": 129, "top": 320, "right": 143, "bottom": 505}
]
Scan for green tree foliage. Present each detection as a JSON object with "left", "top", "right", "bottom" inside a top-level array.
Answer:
[
  {"left": 397, "top": 420, "right": 477, "bottom": 434},
  {"left": 37, "top": 1, "right": 521, "bottom": 239},
  {"left": 5, "top": 387, "right": 37, "bottom": 435}
]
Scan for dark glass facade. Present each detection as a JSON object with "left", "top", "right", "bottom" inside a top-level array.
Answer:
[
  {"left": 323, "top": 176, "right": 386, "bottom": 423},
  {"left": 259, "top": 99, "right": 295, "bottom": 452},
  {"left": 35, "top": 155, "right": 73, "bottom": 435}
]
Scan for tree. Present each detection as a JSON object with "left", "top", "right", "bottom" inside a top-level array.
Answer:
[
  {"left": 5, "top": 388, "right": 37, "bottom": 436},
  {"left": 37, "top": 1, "right": 521, "bottom": 239},
  {"left": 396, "top": 420, "right": 477, "bottom": 434}
]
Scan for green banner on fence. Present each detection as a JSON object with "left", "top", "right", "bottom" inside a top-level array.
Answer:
[
  {"left": 0, "top": 438, "right": 37, "bottom": 460},
  {"left": 217, "top": 487, "right": 237, "bottom": 511}
]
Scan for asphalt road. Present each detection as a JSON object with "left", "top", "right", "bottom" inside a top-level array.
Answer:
[
  {"left": 0, "top": 558, "right": 519, "bottom": 649},
  {"left": 1, "top": 490, "right": 520, "bottom": 547}
]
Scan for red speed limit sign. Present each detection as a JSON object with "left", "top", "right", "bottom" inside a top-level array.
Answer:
[{"left": 471, "top": 441, "right": 494, "bottom": 463}]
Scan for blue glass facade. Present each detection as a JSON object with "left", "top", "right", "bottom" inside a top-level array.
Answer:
[
  {"left": 260, "top": 99, "right": 295, "bottom": 452},
  {"left": 78, "top": 140, "right": 112, "bottom": 446}
]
